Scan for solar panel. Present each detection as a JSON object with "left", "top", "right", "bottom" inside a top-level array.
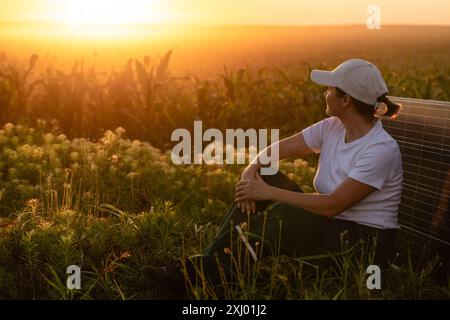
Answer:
[{"left": 382, "top": 97, "right": 450, "bottom": 271}]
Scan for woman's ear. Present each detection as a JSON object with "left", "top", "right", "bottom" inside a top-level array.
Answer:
[{"left": 341, "top": 94, "right": 352, "bottom": 108}]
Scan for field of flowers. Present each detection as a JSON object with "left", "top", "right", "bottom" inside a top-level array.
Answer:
[
  {"left": 1, "top": 33, "right": 450, "bottom": 298},
  {"left": 0, "top": 122, "right": 315, "bottom": 299},
  {"left": 0, "top": 122, "right": 448, "bottom": 299}
]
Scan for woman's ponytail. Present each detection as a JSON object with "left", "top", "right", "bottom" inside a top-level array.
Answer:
[{"left": 375, "top": 94, "right": 402, "bottom": 119}]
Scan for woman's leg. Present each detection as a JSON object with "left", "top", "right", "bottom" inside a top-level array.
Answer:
[
  {"left": 144, "top": 170, "right": 306, "bottom": 296},
  {"left": 188, "top": 200, "right": 343, "bottom": 292},
  {"left": 192, "top": 171, "right": 396, "bottom": 286},
  {"left": 189, "top": 170, "right": 331, "bottom": 286},
  {"left": 184, "top": 171, "right": 304, "bottom": 286},
  {"left": 213, "top": 170, "right": 303, "bottom": 239},
  {"left": 146, "top": 170, "right": 396, "bottom": 297},
  {"left": 193, "top": 202, "right": 395, "bottom": 290}
]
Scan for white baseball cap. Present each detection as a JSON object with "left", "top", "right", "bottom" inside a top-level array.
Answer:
[{"left": 310, "top": 59, "right": 388, "bottom": 106}]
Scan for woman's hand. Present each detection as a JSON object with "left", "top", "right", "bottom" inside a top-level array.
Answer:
[
  {"left": 235, "top": 172, "right": 273, "bottom": 203},
  {"left": 236, "top": 199, "right": 256, "bottom": 215},
  {"left": 240, "top": 166, "right": 257, "bottom": 181},
  {"left": 236, "top": 167, "right": 258, "bottom": 214}
]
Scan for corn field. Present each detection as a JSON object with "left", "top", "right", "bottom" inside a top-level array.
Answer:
[{"left": 1, "top": 25, "right": 450, "bottom": 299}]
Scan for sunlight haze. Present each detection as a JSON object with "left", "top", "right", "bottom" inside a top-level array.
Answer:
[{"left": 0, "top": 0, "right": 449, "bottom": 26}]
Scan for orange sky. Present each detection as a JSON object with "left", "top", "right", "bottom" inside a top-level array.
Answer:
[{"left": 0, "top": 0, "right": 449, "bottom": 26}]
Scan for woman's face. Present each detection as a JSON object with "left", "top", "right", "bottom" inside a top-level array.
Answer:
[{"left": 323, "top": 86, "right": 344, "bottom": 117}]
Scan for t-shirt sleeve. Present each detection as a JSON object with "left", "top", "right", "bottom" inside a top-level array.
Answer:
[
  {"left": 348, "top": 144, "right": 397, "bottom": 190},
  {"left": 300, "top": 117, "right": 332, "bottom": 154}
]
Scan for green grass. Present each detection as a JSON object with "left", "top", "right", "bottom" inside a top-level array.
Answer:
[
  {"left": 1, "top": 47, "right": 450, "bottom": 152},
  {"left": 0, "top": 123, "right": 448, "bottom": 299},
  {"left": 1, "top": 39, "right": 450, "bottom": 299}
]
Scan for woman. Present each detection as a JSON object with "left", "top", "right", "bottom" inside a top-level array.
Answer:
[{"left": 145, "top": 59, "right": 403, "bottom": 297}]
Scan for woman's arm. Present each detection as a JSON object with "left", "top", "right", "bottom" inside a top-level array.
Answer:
[
  {"left": 244, "top": 131, "right": 314, "bottom": 174},
  {"left": 237, "top": 132, "right": 314, "bottom": 214},
  {"left": 236, "top": 174, "right": 376, "bottom": 217}
]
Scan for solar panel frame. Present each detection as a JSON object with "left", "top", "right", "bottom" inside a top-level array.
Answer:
[{"left": 382, "top": 97, "right": 450, "bottom": 264}]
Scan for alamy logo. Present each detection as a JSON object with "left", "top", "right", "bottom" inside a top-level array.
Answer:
[
  {"left": 171, "top": 121, "right": 280, "bottom": 175},
  {"left": 66, "top": 265, "right": 81, "bottom": 290},
  {"left": 366, "top": 265, "right": 381, "bottom": 289}
]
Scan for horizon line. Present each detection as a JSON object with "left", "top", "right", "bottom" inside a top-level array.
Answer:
[{"left": 1, "top": 21, "right": 450, "bottom": 28}]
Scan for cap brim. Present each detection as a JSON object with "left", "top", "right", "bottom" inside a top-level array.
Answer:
[{"left": 310, "top": 70, "right": 336, "bottom": 86}]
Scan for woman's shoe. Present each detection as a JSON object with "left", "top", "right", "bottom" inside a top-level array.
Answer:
[{"left": 143, "top": 265, "right": 188, "bottom": 298}]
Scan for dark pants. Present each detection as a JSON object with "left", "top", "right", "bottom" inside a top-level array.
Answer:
[{"left": 188, "top": 170, "right": 396, "bottom": 286}]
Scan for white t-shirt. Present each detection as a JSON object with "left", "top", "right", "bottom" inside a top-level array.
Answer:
[{"left": 301, "top": 116, "right": 403, "bottom": 229}]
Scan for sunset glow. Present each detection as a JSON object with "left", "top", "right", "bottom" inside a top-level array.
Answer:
[
  {"left": 62, "top": 0, "right": 162, "bottom": 29},
  {"left": 0, "top": 0, "right": 449, "bottom": 27}
]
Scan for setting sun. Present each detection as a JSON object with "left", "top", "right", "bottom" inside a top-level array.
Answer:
[
  {"left": 63, "top": 0, "right": 161, "bottom": 29},
  {"left": 0, "top": 0, "right": 449, "bottom": 303}
]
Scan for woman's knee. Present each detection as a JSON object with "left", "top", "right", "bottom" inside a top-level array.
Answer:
[
  {"left": 266, "top": 202, "right": 311, "bottom": 218},
  {"left": 259, "top": 169, "right": 303, "bottom": 193}
]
